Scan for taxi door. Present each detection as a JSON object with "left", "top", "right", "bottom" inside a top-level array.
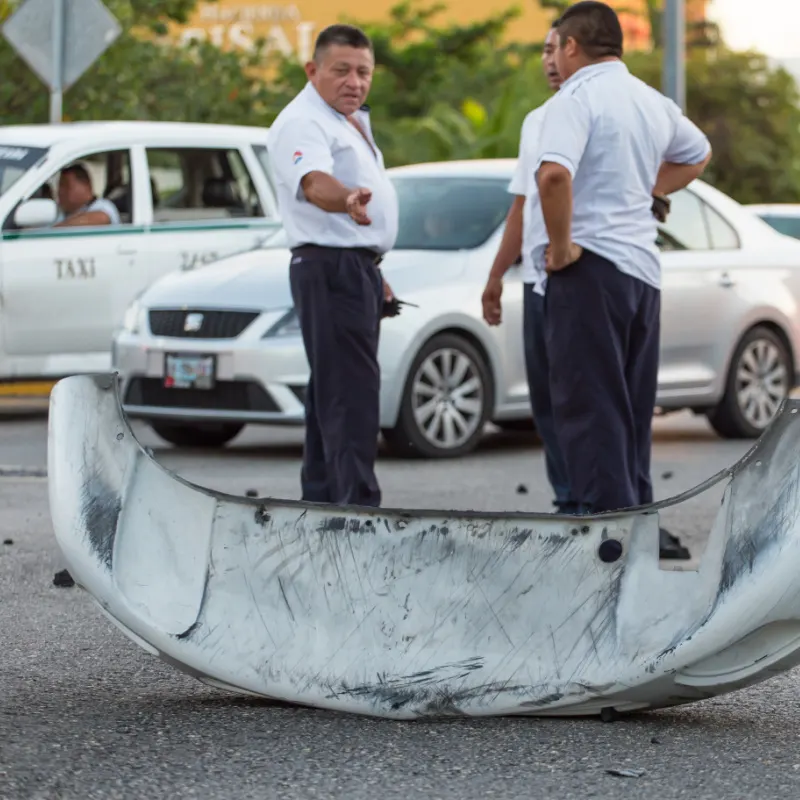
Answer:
[
  {"left": 0, "top": 147, "right": 140, "bottom": 373},
  {"left": 135, "top": 143, "right": 280, "bottom": 287}
]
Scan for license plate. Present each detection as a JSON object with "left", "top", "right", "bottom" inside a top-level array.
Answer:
[{"left": 164, "top": 354, "right": 215, "bottom": 390}]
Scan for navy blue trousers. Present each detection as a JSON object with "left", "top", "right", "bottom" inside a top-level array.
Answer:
[
  {"left": 544, "top": 249, "right": 660, "bottom": 513},
  {"left": 522, "top": 285, "right": 576, "bottom": 513},
  {"left": 289, "top": 245, "right": 384, "bottom": 507}
]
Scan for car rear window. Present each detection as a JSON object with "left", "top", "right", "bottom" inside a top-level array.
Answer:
[{"left": 391, "top": 175, "right": 513, "bottom": 251}]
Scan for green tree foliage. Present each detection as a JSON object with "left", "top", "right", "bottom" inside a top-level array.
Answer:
[
  {"left": 625, "top": 48, "right": 800, "bottom": 203},
  {"left": 261, "top": 1, "right": 551, "bottom": 165},
  {"left": 0, "top": 0, "right": 274, "bottom": 125}
]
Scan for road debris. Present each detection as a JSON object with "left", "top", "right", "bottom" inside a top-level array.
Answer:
[
  {"left": 53, "top": 568, "right": 75, "bottom": 588},
  {"left": 606, "top": 768, "right": 645, "bottom": 778}
]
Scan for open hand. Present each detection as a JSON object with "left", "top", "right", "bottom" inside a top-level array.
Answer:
[
  {"left": 545, "top": 242, "right": 583, "bottom": 274},
  {"left": 345, "top": 187, "right": 372, "bottom": 225},
  {"left": 481, "top": 276, "right": 503, "bottom": 326}
]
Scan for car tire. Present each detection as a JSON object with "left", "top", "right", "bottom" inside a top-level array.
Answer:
[
  {"left": 382, "top": 332, "right": 493, "bottom": 459},
  {"left": 150, "top": 421, "right": 245, "bottom": 449},
  {"left": 706, "top": 325, "right": 793, "bottom": 439}
]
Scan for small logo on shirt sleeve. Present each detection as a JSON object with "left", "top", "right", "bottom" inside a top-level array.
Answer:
[{"left": 293, "top": 150, "right": 303, "bottom": 165}]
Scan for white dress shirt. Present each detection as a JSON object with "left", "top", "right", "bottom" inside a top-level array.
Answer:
[
  {"left": 532, "top": 60, "right": 711, "bottom": 291},
  {"left": 507, "top": 96, "right": 554, "bottom": 295},
  {"left": 265, "top": 82, "right": 399, "bottom": 254}
]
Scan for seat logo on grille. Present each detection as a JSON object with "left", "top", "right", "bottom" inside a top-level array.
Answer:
[{"left": 184, "top": 312, "right": 204, "bottom": 332}]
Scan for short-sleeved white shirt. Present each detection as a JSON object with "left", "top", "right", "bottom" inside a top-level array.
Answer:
[
  {"left": 56, "top": 196, "right": 120, "bottom": 225},
  {"left": 265, "top": 82, "right": 399, "bottom": 254},
  {"left": 507, "top": 96, "right": 554, "bottom": 294},
  {"left": 532, "top": 60, "right": 711, "bottom": 292}
]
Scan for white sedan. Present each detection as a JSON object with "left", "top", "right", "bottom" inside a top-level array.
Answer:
[{"left": 112, "top": 159, "right": 800, "bottom": 458}]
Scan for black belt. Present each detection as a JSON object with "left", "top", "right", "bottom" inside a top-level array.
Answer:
[{"left": 291, "top": 244, "right": 383, "bottom": 266}]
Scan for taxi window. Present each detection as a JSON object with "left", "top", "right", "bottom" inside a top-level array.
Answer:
[
  {"left": 146, "top": 147, "right": 267, "bottom": 223},
  {"left": 28, "top": 149, "right": 133, "bottom": 225},
  {"left": 0, "top": 145, "right": 48, "bottom": 197},
  {"left": 390, "top": 176, "right": 513, "bottom": 251}
]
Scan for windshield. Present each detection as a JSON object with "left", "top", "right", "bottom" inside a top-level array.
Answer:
[
  {"left": 392, "top": 175, "right": 512, "bottom": 250},
  {"left": 758, "top": 213, "right": 800, "bottom": 241},
  {"left": 0, "top": 145, "right": 48, "bottom": 198},
  {"left": 261, "top": 174, "right": 514, "bottom": 252}
]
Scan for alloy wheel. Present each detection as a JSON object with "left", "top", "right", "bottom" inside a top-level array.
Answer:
[
  {"left": 410, "top": 347, "right": 485, "bottom": 451},
  {"left": 734, "top": 338, "right": 789, "bottom": 430}
]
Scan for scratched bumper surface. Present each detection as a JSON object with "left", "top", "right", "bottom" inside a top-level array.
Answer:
[{"left": 47, "top": 373, "right": 800, "bottom": 719}]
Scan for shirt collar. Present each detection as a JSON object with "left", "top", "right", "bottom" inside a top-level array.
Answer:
[{"left": 560, "top": 58, "right": 628, "bottom": 90}]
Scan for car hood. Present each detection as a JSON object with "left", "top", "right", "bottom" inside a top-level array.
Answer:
[{"left": 140, "top": 246, "right": 467, "bottom": 311}]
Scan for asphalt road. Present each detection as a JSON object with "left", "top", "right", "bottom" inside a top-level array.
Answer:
[{"left": 2, "top": 411, "right": 800, "bottom": 799}]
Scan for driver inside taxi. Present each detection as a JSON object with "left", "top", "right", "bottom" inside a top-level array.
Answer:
[{"left": 51, "top": 163, "right": 120, "bottom": 227}]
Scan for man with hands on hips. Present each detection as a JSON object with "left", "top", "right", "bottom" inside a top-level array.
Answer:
[{"left": 534, "top": 1, "right": 711, "bottom": 557}]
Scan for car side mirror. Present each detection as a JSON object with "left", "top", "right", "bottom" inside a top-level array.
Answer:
[{"left": 14, "top": 198, "right": 58, "bottom": 228}]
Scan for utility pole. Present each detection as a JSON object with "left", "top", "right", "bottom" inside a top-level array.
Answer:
[{"left": 662, "top": 0, "right": 686, "bottom": 111}]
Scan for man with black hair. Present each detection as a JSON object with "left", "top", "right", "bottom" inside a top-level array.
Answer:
[
  {"left": 533, "top": 1, "right": 711, "bottom": 555},
  {"left": 54, "top": 163, "right": 120, "bottom": 227},
  {"left": 265, "top": 24, "right": 399, "bottom": 508},
  {"left": 481, "top": 23, "right": 577, "bottom": 515}
]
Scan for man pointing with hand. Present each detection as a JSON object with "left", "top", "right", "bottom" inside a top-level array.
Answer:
[{"left": 266, "top": 23, "right": 399, "bottom": 508}]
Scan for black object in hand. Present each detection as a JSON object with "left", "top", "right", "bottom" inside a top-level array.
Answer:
[
  {"left": 381, "top": 297, "right": 418, "bottom": 319},
  {"left": 651, "top": 193, "right": 671, "bottom": 223}
]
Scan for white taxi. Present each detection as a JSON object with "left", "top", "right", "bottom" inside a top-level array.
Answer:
[{"left": 0, "top": 121, "right": 279, "bottom": 382}]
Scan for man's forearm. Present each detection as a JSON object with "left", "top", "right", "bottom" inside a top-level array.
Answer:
[
  {"left": 653, "top": 152, "right": 712, "bottom": 196},
  {"left": 488, "top": 196, "right": 524, "bottom": 280},
  {"left": 300, "top": 171, "right": 351, "bottom": 212},
  {"left": 537, "top": 163, "right": 573, "bottom": 251},
  {"left": 54, "top": 211, "right": 111, "bottom": 227}
]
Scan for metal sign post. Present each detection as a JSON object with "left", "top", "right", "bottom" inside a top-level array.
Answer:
[
  {"left": 2, "top": 0, "right": 122, "bottom": 124},
  {"left": 663, "top": 0, "right": 686, "bottom": 112},
  {"left": 50, "top": 0, "right": 65, "bottom": 123}
]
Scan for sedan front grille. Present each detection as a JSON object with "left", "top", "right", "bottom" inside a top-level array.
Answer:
[
  {"left": 124, "top": 378, "right": 280, "bottom": 412},
  {"left": 149, "top": 309, "right": 260, "bottom": 339}
]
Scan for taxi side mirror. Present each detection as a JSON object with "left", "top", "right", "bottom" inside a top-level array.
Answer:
[{"left": 14, "top": 198, "right": 58, "bottom": 228}]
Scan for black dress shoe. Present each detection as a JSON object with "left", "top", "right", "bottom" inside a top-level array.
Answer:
[{"left": 659, "top": 527, "right": 691, "bottom": 560}]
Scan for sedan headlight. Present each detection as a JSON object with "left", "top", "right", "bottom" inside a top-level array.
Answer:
[
  {"left": 121, "top": 299, "right": 146, "bottom": 335},
  {"left": 263, "top": 308, "right": 301, "bottom": 338}
]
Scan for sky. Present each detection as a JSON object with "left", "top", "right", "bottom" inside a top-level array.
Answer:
[{"left": 708, "top": 0, "right": 800, "bottom": 58}]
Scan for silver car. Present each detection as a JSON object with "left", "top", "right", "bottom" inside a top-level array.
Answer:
[{"left": 112, "top": 159, "right": 800, "bottom": 457}]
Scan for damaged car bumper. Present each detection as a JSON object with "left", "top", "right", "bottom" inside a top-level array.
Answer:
[{"left": 47, "top": 373, "right": 800, "bottom": 719}]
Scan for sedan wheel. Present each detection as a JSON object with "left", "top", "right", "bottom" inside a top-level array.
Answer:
[
  {"left": 382, "top": 333, "right": 492, "bottom": 458},
  {"left": 707, "top": 325, "right": 793, "bottom": 439}
]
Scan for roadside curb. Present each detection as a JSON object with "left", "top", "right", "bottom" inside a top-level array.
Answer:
[{"left": 0, "top": 465, "right": 48, "bottom": 478}]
